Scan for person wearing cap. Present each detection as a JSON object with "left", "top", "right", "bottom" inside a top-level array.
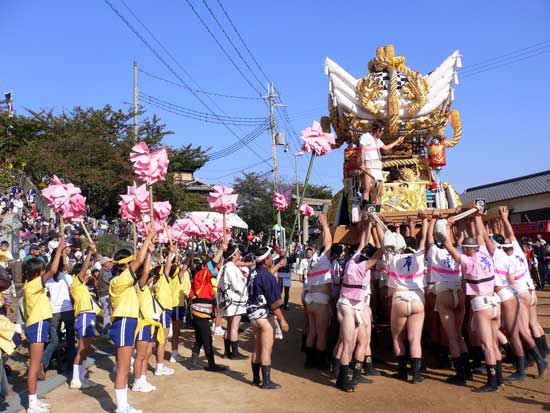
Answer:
[
  {"left": 98, "top": 256, "right": 114, "bottom": 334},
  {"left": 247, "top": 246, "right": 289, "bottom": 389},
  {"left": 218, "top": 245, "right": 248, "bottom": 360},
  {"left": 23, "top": 245, "right": 47, "bottom": 265}
]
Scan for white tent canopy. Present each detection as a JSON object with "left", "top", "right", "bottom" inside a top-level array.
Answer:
[{"left": 185, "top": 211, "right": 248, "bottom": 230}]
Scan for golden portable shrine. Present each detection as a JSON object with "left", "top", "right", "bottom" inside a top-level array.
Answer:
[{"left": 322, "top": 45, "right": 464, "bottom": 242}]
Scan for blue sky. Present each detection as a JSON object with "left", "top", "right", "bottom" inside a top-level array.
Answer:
[{"left": 1, "top": 0, "right": 549, "bottom": 194}]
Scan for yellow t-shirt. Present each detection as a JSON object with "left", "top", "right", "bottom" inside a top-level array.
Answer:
[
  {"left": 109, "top": 268, "right": 139, "bottom": 319},
  {"left": 153, "top": 271, "right": 173, "bottom": 310},
  {"left": 135, "top": 283, "right": 161, "bottom": 321},
  {"left": 169, "top": 270, "right": 191, "bottom": 308},
  {"left": 23, "top": 276, "right": 53, "bottom": 327},
  {"left": 70, "top": 276, "right": 100, "bottom": 315},
  {"left": 0, "top": 315, "right": 17, "bottom": 355}
]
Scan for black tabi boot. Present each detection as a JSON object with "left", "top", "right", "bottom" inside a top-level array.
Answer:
[
  {"left": 502, "top": 342, "right": 516, "bottom": 364},
  {"left": 461, "top": 352, "right": 473, "bottom": 380},
  {"left": 260, "top": 365, "right": 281, "bottom": 389},
  {"left": 251, "top": 362, "right": 261, "bottom": 386},
  {"left": 473, "top": 365, "right": 499, "bottom": 393},
  {"left": 230, "top": 341, "right": 247, "bottom": 360},
  {"left": 189, "top": 352, "right": 202, "bottom": 370},
  {"left": 205, "top": 353, "right": 227, "bottom": 372},
  {"left": 395, "top": 356, "right": 408, "bottom": 381},
  {"left": 351, "top": 359, "right": 372, "bottom": 385},
  {"left": 504, "top": 356, "right": 526, "bottom": 381},
  {"left": 316, "top": 349, "right": 331, "bottom": 371},
  {"left": 525, "top": 348, "right": 535, "bottom": 366},
  {"left": 411, "top": 358, "right": 425, "bottom": 383},
  {"left": 363, "top": 355, "right": 381, "bottom": 376},
  {"left": 446, "top": 357, "right": 466, "bottom": 385},
  {"left": 300, "top": 334, "right": 307, "bottom": 353},
  {"left": 536, "top": 336, "right": 550, "bottom": 358},
  {"left": 223, "top": 339, "right": 232, "bottom": 359},
  {"left": 438, "top": 346, "right": 451, "bottom": 369},
  {"left": 495, "top": 360, "right": 504, "bottom": 387},
  {"left": 527, "top": 346, "right": 548, "bottom": 378},
  {"left": 331, "top": 358, "right": 341, "bottom": 379},
  {"left": 304, "top": 347, "right": 316, "bottom": 369},
  {"left": 471, "top": 346, "right": 484, "bottom": 372},
  {"left": 336, "top": 365, "right": 355, "bottom": 392}
]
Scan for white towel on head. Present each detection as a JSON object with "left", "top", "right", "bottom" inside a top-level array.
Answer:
[{"left": 434, "top": 219, "right": 448, "bottom": 243}]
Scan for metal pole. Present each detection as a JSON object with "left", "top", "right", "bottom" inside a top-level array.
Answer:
[
  {"left": 266, "top": 83, "right": 282, "bottom": 244},
  {"left": 133, "top": 60, "right": 139, "bottom": 142},
  {"left": 294, "top": 153, "right": 302, "bottom": 242}
]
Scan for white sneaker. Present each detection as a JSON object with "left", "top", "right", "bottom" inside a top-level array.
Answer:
[
  {"left": 37, "top": 400, "right": 51, "bottom": 409},
  {"left": 132, "top": 381, "right": 155, "bottom": 393},
  {"left": 70, "top": 379, "right": 97, "bottom": 389},
  {"left": 154, "top": 365, "right": 175, "bottom": 376},
  {"left": 169, "top": 353, "right": 185, "bottom": 363},
  {"left": 115, "top": 406, "right": 143, "bottom": 413},
  {"left": 27, "top": 405, "right": 50, "bottom": 413},
  {"left": 145, "top": 380, "right": 157, "bottom": 390}
]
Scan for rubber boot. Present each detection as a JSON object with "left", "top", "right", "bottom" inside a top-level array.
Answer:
[
  {"left": 502, "top": 342, "right": 515, "bottom": 364},
  {"left": 189, "top": 352, "right": 201, "bottom": 370},
  {"left": 473, "top": 365, "right": 499, "bottom": 393},
  {"left": 461, "top": 352, "right": 473, "bottom": 380},
  {"left": 395, "top": 356, "right": 408, "bottom": 381},
  {"left": 205, "top": 353, "right": 227, "bottom": 372},
  {"left": 300, "top": 334, "right": 307, "bottom": 353},
  {"left": 317, "top": 349, "right": 331, "bottom": 371},
  {"left": 471, "top": 346, "right": 484, "bottom": 373},
  {"left": 336, "top": 365, "right": 354, "bottom": 392},
  {"left": 446, "top": 357, "right": 466, "bottom": 385},
  {"left": 331, "top": 358, "right": 341, "bottom": 379},
  {"left": 223, "top": 339, "right": 232, "bottom": 359},
  {"left": 230, "top": 341, "right": 247, "bottom": 360},
  {"left": 495, "top": 360, "right": 504, "bottom": 387},
  {"left": 525, "top": 349, "right": 535, "bottom": 366},
  {"left": 351, "top": 359, "right": 372, "bottom": 385},
  {"left": 527, "top": 346, "right": 548, "bottom": 378},
  {"left": 438, "top": 346, "right": 451, "bottom": 369},
  {"left": 304, "top": 347, "right": 316, "bottom": 369},
  {"left": 251, "top": 362, "right": 261, "bottom": 386},
  {"left": 411, "top": 358, "right": 425, "bottom": 383},
  {"left": 536, "top": 336, "right": 550, "bottom": 358},
  {"left": 363, "top": 355, "right": 381, "bottom": 376},
  {"left": 504, "top": 356, "right": 526, "bottom": 381},
  {"left": 260, "top": 365, "right": 281, "bottom": 389}
]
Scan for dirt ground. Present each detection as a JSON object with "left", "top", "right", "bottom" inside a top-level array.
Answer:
[{"left": 11, "top": 281, "right": 550, "bottom": 413}]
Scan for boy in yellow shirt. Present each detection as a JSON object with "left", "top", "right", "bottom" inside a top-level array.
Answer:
[{"left": 169, "top": 252, "right": 192, "bottom": 363}]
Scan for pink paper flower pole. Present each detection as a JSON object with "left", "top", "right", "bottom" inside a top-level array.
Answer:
[
  {"left": 129, "top": 142, "right": 169, "bottom": 186},
  {"left": 299, "top": 203, "right": 314, "bottom": 216},
  {"left": 272, "top": 190, "right": 291, "bottom": 211},
  {"left": 208, "top": 185, "right": 238, "bottom": 213},
  {"left": 300, "top": 120, "right": 335, "bottom": 156},
  {"left": 119, "top": 183, "right": 150, "bottom": 222}
]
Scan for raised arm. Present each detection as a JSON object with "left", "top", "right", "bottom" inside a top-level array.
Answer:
[
  {"left": 498, "top": 206, "right": 516, "bottom": 242},
  {"left": 130, "top": 229, "right": 155, "bottom": 273},
  {"left": 381, "top": 135, "right": 405, "bottom": 151},
  {"left": 444, "top": 221, "right": 462, "bottom": 263},
  {"left": 319, "top": 213, "right": 332, "bottom": 255},
  {"left": 427, "top": 213, "right": 437, "bottom": 246},
  {"left": 164, "top": 246, "right": 174, "bottom": 278},
  {"left": 77, "top": 243, "right": 96, "bottom": 283},
  {"left": 139, "top": 243, "right": 154, "bottom": 288},
  {"left": 43, "top": 230, "right": 66, "bottom": 282},
  {"left": 417, "top": 213, "right": 429, "bottom": 252},
  {"left": 371, "top": 223, "right": 381, "bottom": 248}
]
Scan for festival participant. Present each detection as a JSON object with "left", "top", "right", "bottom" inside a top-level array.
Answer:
[
  {"left": 444, "top": 213, "right": 502, "bottom": 392},
  {"left": 169, "top": 253, "right": 192, "bottom": 363},
  {"left": 276, "top": 252, "right": 292, "bottom": 311},
  {"left": 426, "top": 213, "right": 471, "bottom": 384},
  {"left": 109, "top": 229, "right": 155, "bottom": 413},
  {"left": 188, "top": 247, "right": 227, "bottom": 372},
  {"left": 359, "top": 122, "right": 404, "bottom": 206},
  {"left": 303, "top": 214, "right": 337, "bottom": 370},
  {"left": 495, "top": 208, "right": 548, "bottom": 377},
  {"left": 247, "top": 246, "right": 289, "bottom": 389},
  {"left": 377, "top": 213, "right": 428, "bottom": 383},
  {"left": 132, "top": 243, "right": 162, "bottom": 393},
  {"left": 152, "top": 247, "right": 176, "bottom": 376},
  {"left": 335, "top": 220, "right": 382, "bottom": 392},
  {"left": 23, "top": 231, "right": 65, "bottom": 413},
  {"left": 69, "top": 243, "right": 100, "bottom": 389},
  {"left": 218, "top": 245, "right": 248, "bottom": 360}
]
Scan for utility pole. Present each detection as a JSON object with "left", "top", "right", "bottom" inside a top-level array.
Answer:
[
  {"left": 263, "top": 83, "right": 286, "bottom": 247},
  {"left": 133, "top": 60, "right": 139, "bottom": 142},
  {"left": 294, "top": 151, "right": 304, "bottom": 243}
]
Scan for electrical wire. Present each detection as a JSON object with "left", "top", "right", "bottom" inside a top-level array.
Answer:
[{"left": 461, "top": 48, "right": 550, "bottom": 79}]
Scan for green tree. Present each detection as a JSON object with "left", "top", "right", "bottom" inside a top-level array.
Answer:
[{"left": 168, "top": 144, "right": 211, "bottom": 172}]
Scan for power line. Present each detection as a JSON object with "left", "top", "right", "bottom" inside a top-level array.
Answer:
[
  {"left": 106, "top": 0, "right": 270, "bottom": 166},
  {"left": 208, "top": 157, "right": 272, "bottom": 180},
  {"left": 139, "top": 68, "right": 262, "bottom": 100},
  {"left": 183, "top": 0, "right": 265, "bottom": 96},
  {"left": 461, "top": 48, "right": 550, "bottom": 79}
]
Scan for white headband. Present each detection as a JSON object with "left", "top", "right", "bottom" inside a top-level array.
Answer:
[
  {"left": 256, "top": 247, "right": 272, "bottom": 262},
  {"left": 461, "top": 243, "right": 479, "bottom": 248}
]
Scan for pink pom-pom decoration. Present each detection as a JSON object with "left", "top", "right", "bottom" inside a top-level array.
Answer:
[
  {"left": 272, "top": 190, "right": 291, "bottom": 211},
  {"left": 208, "top": 185, "right": 238, "bottom": 214},
  {"left": 41, "top": 175, "right": 87, "bottom": 222},
  {"left": 177, "top": 214, "right": 208, "bottom": 238},
  {"left": 206, "top": 219, "right": 232, "bottom": 244},
  {"left": 299, "top": 203, "right": 314, "bottom": 216},
  {"left": 119, "top": 183, "right": 150, "bottom": 222},
  {"left": 300, "top": 120, "right": 335, "bottom": 156},
  {"left": 129, "top": 141, "right": 169, "bottom": 186}
]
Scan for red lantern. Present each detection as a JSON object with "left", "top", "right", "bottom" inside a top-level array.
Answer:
[
  {"left": 427, "top": 138, "right": 446, "bottom": 169},
  {"left": 344, "top": 146, "right": 360, "bottom": 178}
]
